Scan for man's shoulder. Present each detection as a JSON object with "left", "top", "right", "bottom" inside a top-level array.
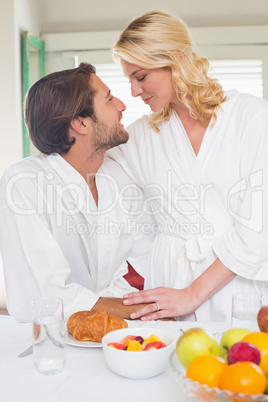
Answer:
[
  {"left": 0, "top": 155, "right": 59, "bottom": 192},
  {"left": 1, "top": 154, "right": 48, "bottom": 177}
]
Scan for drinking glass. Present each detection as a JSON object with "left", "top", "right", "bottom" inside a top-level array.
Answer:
[
  {"left": 32, "top": 297, "right": 66, "bottom": 375},
  {"left": 232, "top": 292, "right": 263, "bottom": 331}
]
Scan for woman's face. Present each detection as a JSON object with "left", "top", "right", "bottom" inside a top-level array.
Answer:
[{"left": 120, "top": 59, "right": 177, "bottom": 112}]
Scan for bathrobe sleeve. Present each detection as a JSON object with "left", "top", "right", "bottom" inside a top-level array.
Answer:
[
  {"left": 0, "top": 169, "right": 103, "bottom": 322},
  {"left": 213, "top": 105, "right": 268, "bottom": 280}
]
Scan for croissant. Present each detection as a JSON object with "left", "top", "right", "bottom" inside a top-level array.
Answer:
[{"left": 67, "top": 309, "right": 128, "bottom": 342}]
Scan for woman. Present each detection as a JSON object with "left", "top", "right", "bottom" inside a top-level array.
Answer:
[{"left": 108, "top": 10, "right": 268, "bottom": 322}]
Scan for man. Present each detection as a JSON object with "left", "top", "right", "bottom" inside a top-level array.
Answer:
[{"left": 0, "top": 63, "right": 153, "bottom": 322}]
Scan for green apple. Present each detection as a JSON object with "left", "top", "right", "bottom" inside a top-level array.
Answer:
[
  {"left": 176, "top": 327, "right": 220, "bottom": 368},
  {"left": 219, "top": 328, "right": 252, "bottom": 361}
]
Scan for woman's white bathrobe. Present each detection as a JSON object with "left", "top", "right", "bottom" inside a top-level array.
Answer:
[
  {"left": 0, "top": 154, "right": 154, "bottom": 321},
  {"left": 109, "top": 90, "right": 268, "bottom": 322}
]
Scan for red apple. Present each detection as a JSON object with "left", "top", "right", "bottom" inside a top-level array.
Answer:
[
  {"left": 257, "top": 305, "right": 268, "bottom": 333},
  {"left": 228, "top": 342, "right": 261, "bottom": 365}
]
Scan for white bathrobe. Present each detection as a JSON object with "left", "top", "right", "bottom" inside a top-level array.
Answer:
[
  {"left": 0, "top": 153, "right": 154, "bottom": 321},
  {"left": 108, "top": 90, "right": 268, "bottom": 322}
]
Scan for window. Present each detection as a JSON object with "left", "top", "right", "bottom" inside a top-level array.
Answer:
[
  {"left": 210, "top": 59, "right": 263, "bottom": 98},
  {"left": 95, "top": 59, "right": 264, "bottom": 127}
]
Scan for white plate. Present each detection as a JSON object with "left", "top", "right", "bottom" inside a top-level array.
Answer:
[{"left": 64, "top": 329, "right": 102, "bottom": 348}]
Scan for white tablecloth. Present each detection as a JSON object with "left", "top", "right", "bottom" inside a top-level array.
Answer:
[{"left": 0, "top": 316, "right": 231, "bottom": 402}]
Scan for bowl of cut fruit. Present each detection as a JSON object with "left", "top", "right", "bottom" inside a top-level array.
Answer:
[{"left": 102, "top": 327, "right": 175, "bottom": 379}]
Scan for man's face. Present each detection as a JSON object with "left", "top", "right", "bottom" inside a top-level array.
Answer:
[{"left": 90, "top": 74, "right": 129, "bottom": 152}]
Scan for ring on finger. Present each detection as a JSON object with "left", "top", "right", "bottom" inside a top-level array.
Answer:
[{"left": 155, "top": 302, "right": 160, "bottom": 312}]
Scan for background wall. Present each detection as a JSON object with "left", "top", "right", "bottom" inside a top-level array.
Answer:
[
  {"left": 39, "top": 0, "right": 268, "bottom": 32},
  {"left": 0, "top": 0, "right": 42, "bottom": 309},
  {"left": 0, "top": 0, "right": 41, "bottom": 175}
]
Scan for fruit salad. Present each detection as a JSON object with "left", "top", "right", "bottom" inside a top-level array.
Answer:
[{"left": 108, "top": 334, "right": 167, "bottom": 351}]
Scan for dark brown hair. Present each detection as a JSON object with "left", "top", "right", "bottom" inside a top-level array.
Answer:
[{"left": 24, "top": 63, "right": 96, "bottom": 154}]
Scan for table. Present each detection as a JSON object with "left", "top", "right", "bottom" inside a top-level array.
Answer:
[{"left": 0, "top": 315, "right": 230, "bottom": 402}]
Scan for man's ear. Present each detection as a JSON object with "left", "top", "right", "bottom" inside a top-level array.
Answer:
[{"left": 70, "top": 116, "right": 90, "bottom": 135}]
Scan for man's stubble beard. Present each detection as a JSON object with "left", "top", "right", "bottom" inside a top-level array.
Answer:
[{"left": 91, "top": 120, "right": 129, "bottom": 153}]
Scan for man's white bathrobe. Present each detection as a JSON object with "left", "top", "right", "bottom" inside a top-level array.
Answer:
[
  {"left": 0, "top": 154, "right": 154, "bottom": 321},
  {"left": 109, "top": 90, "right": 268, "bottom": 322}
]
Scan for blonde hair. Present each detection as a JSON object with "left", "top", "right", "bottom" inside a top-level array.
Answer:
[{"left": 114, "top": 10, "right": 226, "bottom": 132}]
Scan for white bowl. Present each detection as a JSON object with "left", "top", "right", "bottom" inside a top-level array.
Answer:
[{"left": 102, "top": 327, "right": 176, "bottom": 379}]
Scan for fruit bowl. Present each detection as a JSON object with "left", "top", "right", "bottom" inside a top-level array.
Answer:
[
  {"left": 170, "top": 351, "right": 268, "bottom": 402},
  {"left": 102, "top": 327, "right": 175, "bottom": 379}
]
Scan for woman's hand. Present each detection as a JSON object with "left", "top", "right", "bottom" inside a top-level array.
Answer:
[
  {"left": 123, "top": 286, "right": 199, "bottom": 321},
  {"left": 123, "top": 259, "right": 237, "bottom": 321}
]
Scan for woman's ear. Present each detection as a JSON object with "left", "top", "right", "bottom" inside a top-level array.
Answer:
[
  {"left": 176, "top": 49, "right": 185, "bottom": 62},
  {"left": 70, "top": 116, "right": 90, "bottom": 135}
]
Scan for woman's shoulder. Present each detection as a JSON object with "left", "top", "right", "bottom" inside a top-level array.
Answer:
[
  {"left": 127, "top": 114, "right": 152, "bottom": 134},
  {"left": 127, "top": 112, "right": 177, "bottom": 140},
  {"left": 224, "top": 89, "right": 268, "bottom": 117}
]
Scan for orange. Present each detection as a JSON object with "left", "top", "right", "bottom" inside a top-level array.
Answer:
[
  {"left": 260, "top": 354, "right": 268, "bottom": 374},
  {"left": 186, "top": 354, "right": 227, "bottom": 388},
  {"left": 242, "top": 332, "right": 268, "bottom": 372},
  {"left": 219, "top": 362, "right": 266, "bottom": 395}
]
